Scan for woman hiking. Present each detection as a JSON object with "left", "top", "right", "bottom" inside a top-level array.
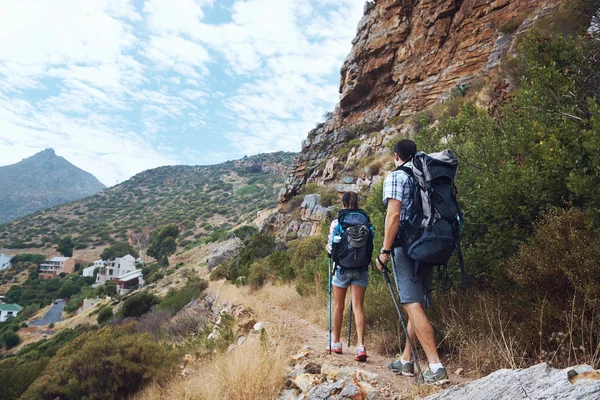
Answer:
[{"left": 326, "top": 191, "right": 373, "bottom": 362}]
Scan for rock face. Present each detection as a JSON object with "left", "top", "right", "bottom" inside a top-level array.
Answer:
[
  {"left": 0, "top": 149, "right": 106, "bottom": 224},
  {"left": 340, "top": 0, "right": 560, "bottom": 122},
  {"left": 425, "top": 363, "right": 600, "bottom": 400},
  {"left": 280, "top": 0, "right": 563, "bottom": 209}
]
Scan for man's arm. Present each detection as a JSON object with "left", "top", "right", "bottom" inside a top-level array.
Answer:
[
  {"left": 377, "top": 198, "right": 401, "bottom": 270},
  {"left": 383, "top": 199, "right": 401, "bottom": 250}
]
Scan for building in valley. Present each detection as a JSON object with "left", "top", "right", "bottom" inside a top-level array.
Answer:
[
  {"left": 39, "top": 257, "right": 75, "bottom": 279},
  {"left": 93, "top": 254, "right": 144, "bottom": 295},
  {"left": 0, "top": 303, "right": 22, "bottom": 322}
]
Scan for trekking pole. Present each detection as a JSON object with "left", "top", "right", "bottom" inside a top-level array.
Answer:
[
  {"left": 379, "top": 257, "right": 423, "bottom": 382},
  {"left": 347, "top": 299, "right": 353, "bottom": 347},
  {"left": 328, "top": 255, "right": 332, "bottom": 355}
]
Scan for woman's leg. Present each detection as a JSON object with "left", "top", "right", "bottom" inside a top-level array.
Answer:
[
  {"left": 350, "top": 283, "right": 367, "bottom": 347},
  {"left": 333, "top": 285, "right": 347, "bottom": 343}
]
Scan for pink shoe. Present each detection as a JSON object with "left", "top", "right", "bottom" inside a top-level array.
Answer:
[
  {"left": 354, "top": 345, "right": 367, "bottom": 362},
  {"left": 327, "top": 341, "right": 343, "bottom": 354}
]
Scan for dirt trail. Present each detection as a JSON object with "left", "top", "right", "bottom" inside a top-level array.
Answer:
[{"left": 208, "top": 280, "right": 469, "bottom": 399}]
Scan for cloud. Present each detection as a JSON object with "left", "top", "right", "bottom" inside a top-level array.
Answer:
[{"left": 0, "top": 0, "right": 365, "bottom": 185}]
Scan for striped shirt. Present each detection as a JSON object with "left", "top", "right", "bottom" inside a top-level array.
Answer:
[{"left": 382, "top": 162, "right": 414, "bottom": 222}]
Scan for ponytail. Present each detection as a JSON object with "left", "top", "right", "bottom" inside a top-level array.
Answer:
[{"left": 342, "top": 191, "right": 359, "bottom": 209}]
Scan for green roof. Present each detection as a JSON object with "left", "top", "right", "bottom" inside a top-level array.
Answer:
[{"left": 0, "top": 303, "right": 22, "bottom": 312}]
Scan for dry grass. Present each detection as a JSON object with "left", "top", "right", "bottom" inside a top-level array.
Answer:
[
  {"left": 136, "top": 338, "right": 289, "bottom": 400},
  {"left": 251, "top": 283, "right": 327, "bottom": 328},
  {"left": 406, "top": 383, "right": 442, "bottom": 399},
  {"left": 133, "top": 282, "right": 295, "bottom": 400}
]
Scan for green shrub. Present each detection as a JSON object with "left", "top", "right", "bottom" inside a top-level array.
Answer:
[
  {"left": 236, "top": 185, "right": 259, "bottom": 196},
  {"left": 2, "top": 330, "right": 20, "bottom": 349},
  {"left": 121, "top": 293, "right": 159, "bottom": 318},
  {"left": 268, "top": 250, "right": 294, "bottom": 281},
  {"left": 248, "top": 259, "right": 269, "bottom": 289},
  {"left": 497, "top": 16, "right": 524, "bottom": 34},
  {"left": 21, "top": 326, "right": 179, "bottom": 400},
  {"left": 0, "top": 358, "right": 49, "bottom": 400},
  {"left": 97, "top": 306, "right": 113, "bottom": 325},
  {"left": 506, "top": 208, "right": 600, "bottom": 305},
  {"left": 156, "top": 280, "right": 208, "bottom": 315}
]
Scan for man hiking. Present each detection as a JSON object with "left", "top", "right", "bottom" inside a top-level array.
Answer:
[{"left": 376, "top": 139, "right": 449, "bottom": 385}]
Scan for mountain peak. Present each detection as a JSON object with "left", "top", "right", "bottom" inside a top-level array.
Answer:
[{"left": 0, "top": 149, "right": 106, "bottom": 223}]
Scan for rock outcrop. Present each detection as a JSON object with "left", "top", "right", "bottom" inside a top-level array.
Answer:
[
  {"left": 280, "top": 0, "right": 563, "bottom": 210},
  {"left": 425, "top": 363, "right": 600, "bottom": 400},
  {"left": 280, "top": 356, "right": 378, "bottom": 400},
  {"left": 340, "top": 0, "right": 561, "bottom": 122}
]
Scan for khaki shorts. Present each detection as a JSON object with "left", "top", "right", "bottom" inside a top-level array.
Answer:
[{"left": 391, "top": 247, "right": 433, "bottom": 307}]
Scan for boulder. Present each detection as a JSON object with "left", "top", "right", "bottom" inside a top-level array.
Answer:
[{"left": 425, "top": 363, "right": 600, "bottom": 400}]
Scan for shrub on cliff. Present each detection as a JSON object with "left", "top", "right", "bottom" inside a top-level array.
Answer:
[
  {"left": 414, "top": 32, "right": 600, "bottom": 284},
  {"left": 21, "top": 326, "right": 178, "bottom": 400}
]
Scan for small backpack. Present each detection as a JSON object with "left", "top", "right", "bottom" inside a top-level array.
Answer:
[
  {"left": 331, "top": 209, "right": 374, "bottom": 272},
  {"left": 397, "top": 150, "right": 467, "bottom": 288}
]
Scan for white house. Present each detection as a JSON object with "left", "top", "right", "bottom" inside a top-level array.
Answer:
[
  {"left": 93, "top": 254, "right": 144, "bottom": 294},
  {"left": 0, "top": 303, "right": 23, "bottom": 322},
  {"left": 83, "top": 260, "right": 105, "bottom": 277},
  {"left": 0, "top": 254, "right": 11, "bottom": 271}
]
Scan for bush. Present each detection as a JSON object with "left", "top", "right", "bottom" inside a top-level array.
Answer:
[
  {"left": 506, "top": 208, "right": 600, "bottom": 303},
  {"left": 21, "top": 326, "right": 179, "bottom": 400},
  {"left": 268, "top": 250, "right": 294, "bottom": 281},
  {"left": 121, "top": 293, "right": 159, "bottom": 318},
  {"left": 97, "top": 306, "right": 113, "bottom": 325},
  {"left": 248, "top": 259, "right": 269, "bottom": 289},
  {"left": 2, "top": 330, "right": 20, "bottom": 349},
  {"left": 156, "top": 280, "right": 208, "bottom": 315}
]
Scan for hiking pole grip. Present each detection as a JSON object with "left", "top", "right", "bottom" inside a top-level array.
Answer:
[{"left": 382, "top": 261, "right": 423, "bottom": 382}]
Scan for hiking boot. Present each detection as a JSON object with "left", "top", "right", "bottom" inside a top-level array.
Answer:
[
  {"left": 423, "top": 366, "right": 450, "bottom": 385},
  {"left": 327, "top": 341, "right": 343, "bottom": 354},
  {"left": 354, "top": 345, "right": 367, "bottom": 362},
  {"left": 388, "top": 359, "right": 414, "bottom": 376}
]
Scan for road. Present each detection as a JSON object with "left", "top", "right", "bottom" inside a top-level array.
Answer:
[{"left": 29, "top": 300, "right": 66, "bottom": 326}]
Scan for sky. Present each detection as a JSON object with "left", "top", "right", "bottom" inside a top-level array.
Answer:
[{"left": 0, "top": 0, "right": 364, "bottom": 187}]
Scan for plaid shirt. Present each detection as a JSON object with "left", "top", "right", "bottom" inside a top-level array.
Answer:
[{"left": 382, "top": 163, "right": 414, "bottom": 222}]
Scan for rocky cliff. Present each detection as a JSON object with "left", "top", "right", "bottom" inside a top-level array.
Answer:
[{"left": 277, "top": 0, "right": 570, "bottom": 238}]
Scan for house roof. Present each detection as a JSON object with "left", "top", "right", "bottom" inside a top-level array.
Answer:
[
  {"left": 117, "top": 269, "right": 143, "bottom": 282},
  {"left": 50, "top": 257, "right": 70, "bottom": 262},
  {"left": 0, "top": 303, "right": 23, "bottom": 312}
]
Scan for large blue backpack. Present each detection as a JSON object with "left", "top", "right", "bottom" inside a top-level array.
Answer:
[
  {"left": 331, "top": 209, "right": 374, "bottom": 272},
  {"left": 397, "top": 150, "right": 466, "bottom": 288}
]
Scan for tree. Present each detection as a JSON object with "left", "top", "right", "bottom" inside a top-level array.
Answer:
[
  {"left": 56, "top": 236, "right": 74, "bottom": 257},
  {"left": 99, "top": 242, "right": 139, "bottom": 261},
  {"left": 147, "top": 224, "right": 179, "bottom": 266}
]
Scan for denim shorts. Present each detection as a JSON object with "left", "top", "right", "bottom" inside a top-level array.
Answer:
[{"left": 332, "top": 267, "right": 369, "bottom": 288}]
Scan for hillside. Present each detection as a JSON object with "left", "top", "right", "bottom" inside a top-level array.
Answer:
[
  {"left": 0, "top": 152, "right": 296, "bottom": 255},
  {"left": 0, "top": 149, "right": 105, "bottom": 224}
]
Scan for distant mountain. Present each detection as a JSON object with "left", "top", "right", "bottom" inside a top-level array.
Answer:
[
  {"left": 0, "top": 149, "right": 106, "bottom": 224},
  {"left": 0, "top": 152, "right": 296, "bottom": 251}
]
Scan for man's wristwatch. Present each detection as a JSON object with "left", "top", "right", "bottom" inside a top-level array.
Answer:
[{"left": 380, "top": 248, "right": 392, "bottom": 255}]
